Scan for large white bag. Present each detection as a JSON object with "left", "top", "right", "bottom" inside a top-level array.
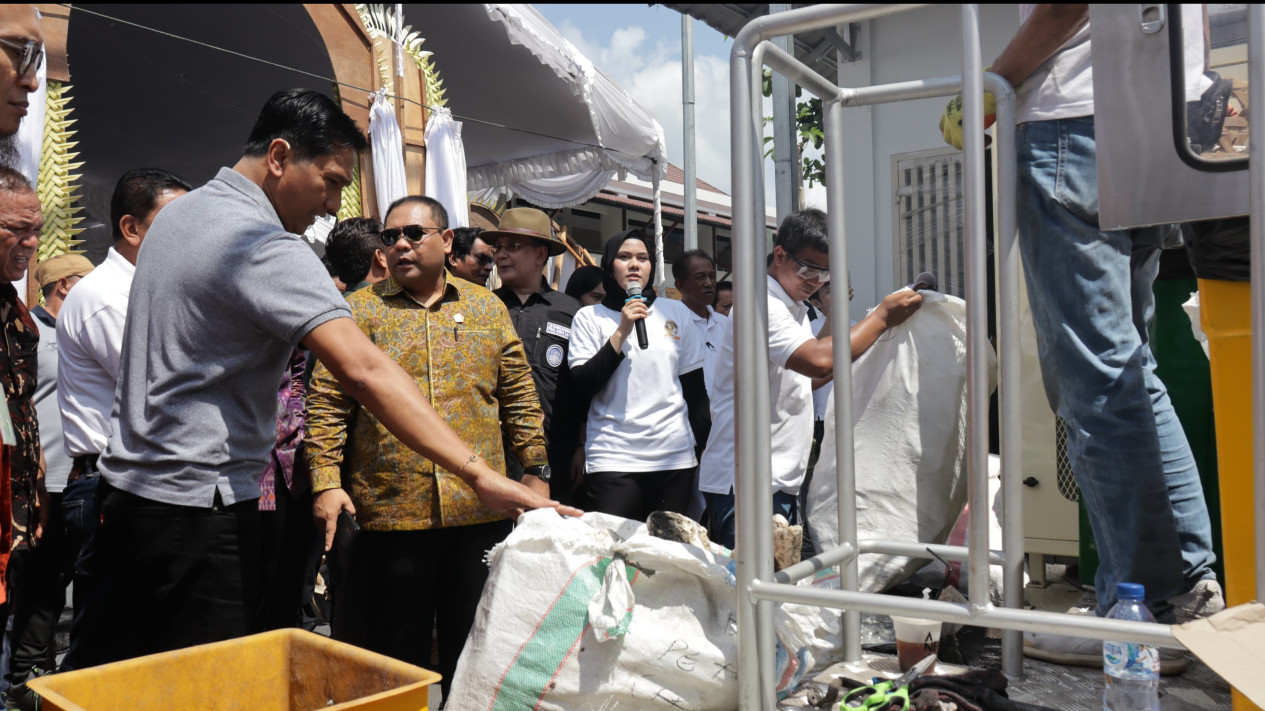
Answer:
[
  {"left": 447, "top": 510, "right": 840, "bottom": 710},
  {"left": 804, "top": 291, "right": 996, "bottom": 593}
]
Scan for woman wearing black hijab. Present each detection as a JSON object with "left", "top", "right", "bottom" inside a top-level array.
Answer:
[{"left": 566, "top": 230, "right": 711, "bottom": 519}]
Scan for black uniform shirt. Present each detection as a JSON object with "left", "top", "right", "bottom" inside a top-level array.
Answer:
[{"left": 494, "top": 278, "right": 582, "bottom": 477}]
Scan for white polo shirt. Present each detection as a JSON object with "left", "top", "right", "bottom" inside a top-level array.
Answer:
[
  {"left": 700, "top": 275, "right": 816, "bottom": 496},
  {"left": 57, "top": 247, "right": 134, "bottom": 458},
  {"left": 569, "top": 297, "right": 706, "bottom": 473},
  {"left": 683, "top": 303, "right": 728, "bottom": 396}
]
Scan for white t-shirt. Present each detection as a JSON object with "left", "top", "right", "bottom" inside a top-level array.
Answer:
[
  {"left": 57, "top": 247, "right": 134, "bottom": 458},
  {"left": 569, "top": 297, "right": 706, "bottom": 473},
  {"left": 1015, "top": 4, "right": 1210, "bottom": 124},
  {"left": 684, "top": 303, "right": 728, "bottom": 397},
  {"left": 700, "top": 275, "right": 816, "bottom": 496},
  {"left": 809, "top": 313, "right": 830, "bottom": 422}
]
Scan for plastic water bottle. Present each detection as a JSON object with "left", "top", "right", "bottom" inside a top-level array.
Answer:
[{"left": 1103, "top": 582, "right": 1160, "bottom": 711}]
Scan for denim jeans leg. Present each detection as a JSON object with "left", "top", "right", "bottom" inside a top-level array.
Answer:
[
  {"left": 703, "top": 491, "right": 736, "bottom": 550},
  {"left": 1016, "top": 117, "right": 1216, "bottom": 620},
  {"left": 772, "top": 490, "right": 799, "bottom": 525},
  {"left": 60, "top": 475, "right": 99, "bottom": 647}
]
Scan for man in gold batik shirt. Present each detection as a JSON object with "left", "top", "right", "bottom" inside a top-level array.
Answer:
[{"left": 305, "top": 195, "right": 547, "bottom": 699}]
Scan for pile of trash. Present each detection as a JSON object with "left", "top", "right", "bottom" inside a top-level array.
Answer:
[{"left": 445, "top": 509, "right": 842, "bottom": 710}]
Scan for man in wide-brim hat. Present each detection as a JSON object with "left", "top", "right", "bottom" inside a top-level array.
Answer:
[
  {"left": 490, "top": 207, "right": 583, "bottom": 504},
  {"left": 482, "top": 207, "right": 568, "bottom": 257}
]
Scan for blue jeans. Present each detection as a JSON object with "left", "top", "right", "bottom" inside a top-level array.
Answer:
[
  {"left": 704, "top": 489, "right": 798, "bottom": 551},
  {"left": 62, "top": 474, "right": 100, "bottom": 627},
  {"left": 1017, "top": 117, "right": 1216, "bottom": 620}
]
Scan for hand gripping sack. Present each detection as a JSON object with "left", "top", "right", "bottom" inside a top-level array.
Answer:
[
  {"left": 804, "top": 292, "right": 997, "bottom": 593},
  {"left": 446, "top": 510, "right": 841, "bottom": 710}
]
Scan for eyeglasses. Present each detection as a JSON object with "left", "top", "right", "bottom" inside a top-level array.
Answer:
[
  {"left": 380, "top": 224, "right": 443, "bottom": 247},
  {"left": 788, "top": 250, "right": 830, "bottom": 283},
  {"left": 0, "top": 38, "right": 43, "bottom": 77},
  {"left": 492, "top": 241, "right": 532, "bottom": 255},
  {"left": 469, "top": 254, "right": 494, "bottom": 266}
]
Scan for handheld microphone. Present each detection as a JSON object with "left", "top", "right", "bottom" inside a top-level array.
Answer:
[{"left": 626, "top": 281, "right": 650, "bottom": 350}]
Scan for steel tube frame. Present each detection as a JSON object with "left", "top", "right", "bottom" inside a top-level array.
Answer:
[
  {"left": 775, "top": 543, "right": 855, "bottom": 585},
  {"left": 730, "top": 3, "right": 1231, "bottom": 704},
  {"left": 959, "top": 2, "right": 992, "bottom": 620},
  {"left": 1250, "top": 3, "right": 1265, "bottom": 603},
  {"left": 860, "top": 539, "right": 1006, "bottom": 566},
  {"left": 747, "top": 582, "right": 1184, "bottom": 649}
]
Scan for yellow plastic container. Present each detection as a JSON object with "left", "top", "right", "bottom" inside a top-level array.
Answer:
[
  {"left": 27, "top": 629, "right": 440, "bottom": 711},
  {"left": 1198, "top": 278, "right": 1260, "bottom": 711}
]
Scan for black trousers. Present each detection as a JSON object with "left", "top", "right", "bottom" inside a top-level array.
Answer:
[
  {"left": 332, "top": 520, "right": 513, "bottom": 701},
  {"left": 252, "top": 487, "right": 317, "bottom": 632},
  {"left": 584, "top": 467, "right": 694, "bottom": 521},
  {"left": 4, "top": 494, "right": 69, "bottom": 684},
  {"left": 60, "top": 481, "right": 262, "bottom": 671}
]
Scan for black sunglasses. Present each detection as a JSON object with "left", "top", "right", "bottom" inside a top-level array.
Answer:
[
  {"left": 0, "top": 38, "right": 43, "bottom": 77},
  {"left": 380, "top": 224, "right": 443, "bottom": 247}
]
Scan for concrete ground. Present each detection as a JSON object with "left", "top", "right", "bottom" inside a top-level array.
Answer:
[{"left": 780, "top": 562, "right": 1232, "bottom": 710}]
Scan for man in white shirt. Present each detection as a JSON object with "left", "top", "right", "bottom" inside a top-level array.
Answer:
[
  {"left": 699, "top": 209, "right": 920, "bottom": 548},
  {"left": 672, "top": 249, "right": 727, "bottom": 396},
  {"left": 54, "top": 168, "right": 191, "bottom": 632}
]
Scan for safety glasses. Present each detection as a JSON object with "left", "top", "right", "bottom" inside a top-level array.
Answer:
[
  {"left": 380, "top": 224, "right": 443, "bottom": 247},
  {"left": 0, "top": 38, "right": 43, "bottom": 77},
  {"left": 788, "top": 250, "right": 830, "bottom": 283}
]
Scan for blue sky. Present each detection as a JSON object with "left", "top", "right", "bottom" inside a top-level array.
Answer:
[{"left": 533, "top": 5, "right": 813, "bottom": 209}]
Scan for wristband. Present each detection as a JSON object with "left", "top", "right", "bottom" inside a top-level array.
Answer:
[{"left": 456, "top": 453, "right": 480, "bottom": 477}]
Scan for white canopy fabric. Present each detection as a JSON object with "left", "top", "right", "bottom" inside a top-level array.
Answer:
[
  {"left": 12, "top": 60, "right": 45, "bottom": 305},
  {"left": 423, "top": 106, "right": 469, "bottom": 228},
  {"left": 405, "top": 3, "right": 667, "bottom": 209},
  {"left": 369, "top": 92, "right": 408, "bottom": 220}
]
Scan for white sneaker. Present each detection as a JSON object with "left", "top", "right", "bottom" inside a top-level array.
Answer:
[{"left": 1170, "top": 579, "right": 1226, "bottom": 624}]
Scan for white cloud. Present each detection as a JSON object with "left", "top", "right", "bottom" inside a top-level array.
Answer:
[{"left": 556, "top": 19, "right": 779, "bottom": 210}]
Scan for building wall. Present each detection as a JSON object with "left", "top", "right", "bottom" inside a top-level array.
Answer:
[{"left": 834, "top": 4, "right": 1020, "bottom": 322}]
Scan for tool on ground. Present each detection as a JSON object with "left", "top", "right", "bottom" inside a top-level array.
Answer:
[{"left": 841, "top": 653, "right": 937, "bottom": 710}]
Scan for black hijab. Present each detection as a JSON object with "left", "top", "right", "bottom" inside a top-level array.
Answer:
[{"left": 599, "top": 229, "right": 657, "bottom": 311}]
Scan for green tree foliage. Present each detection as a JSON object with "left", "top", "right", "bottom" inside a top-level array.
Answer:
[{"left": 761, "top": 69, "right": 826, "bottom": 188}]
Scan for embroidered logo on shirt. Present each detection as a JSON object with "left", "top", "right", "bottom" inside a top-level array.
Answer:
[
  {"left": 546, "top": 344, "right": 565, "bottom": 368},
  {"left": 545, "top": 322, "right": 571, "bottom": 339},
  {"left": 664, "top": 320, "right": 681, "bottom": 341}
]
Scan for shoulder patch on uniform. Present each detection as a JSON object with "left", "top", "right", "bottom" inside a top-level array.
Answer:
[
  {"left": 545, "top": 322, "right": 571, "bottom": 339},
  {"left": 546, "top": 343, "right": 565, "bottom": 367}
]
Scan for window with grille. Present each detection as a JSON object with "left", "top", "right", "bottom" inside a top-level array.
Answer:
[{"left": 892, "top": 148, "right": 965, "bottom": 298}]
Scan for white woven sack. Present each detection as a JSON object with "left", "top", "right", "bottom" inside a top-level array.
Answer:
[
  {"left": 805, "top": 292, "right": 997, "bottom": 593},
  {"left": 447, "top": 510, "right": 841, "bottom": 710}
]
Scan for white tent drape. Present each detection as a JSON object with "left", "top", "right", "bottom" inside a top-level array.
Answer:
[
  {"left": 423, "top": 107, "right": 469, "bottom": 228},
  {"left": 12, "top": 60, "right": 46, "bottom": 304},
  {"left": 473, "top": 4, "right": 667, "bottom": 207},
  {"left": 369, "top": 91, "right": 408, "bottom": 219}
]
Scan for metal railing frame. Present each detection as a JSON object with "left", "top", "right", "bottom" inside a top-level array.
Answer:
[{"left": 728, "top": 4, "right": 1265, "bottom": 708}]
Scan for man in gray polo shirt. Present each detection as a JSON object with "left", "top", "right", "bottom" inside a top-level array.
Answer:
[{"left": 62, "top": 89, "right": 579, "bottom": 670}]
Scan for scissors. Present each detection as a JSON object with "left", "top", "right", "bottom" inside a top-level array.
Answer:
[{"left": 840, "top": 654, "right": 937, "bottom": 710}]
